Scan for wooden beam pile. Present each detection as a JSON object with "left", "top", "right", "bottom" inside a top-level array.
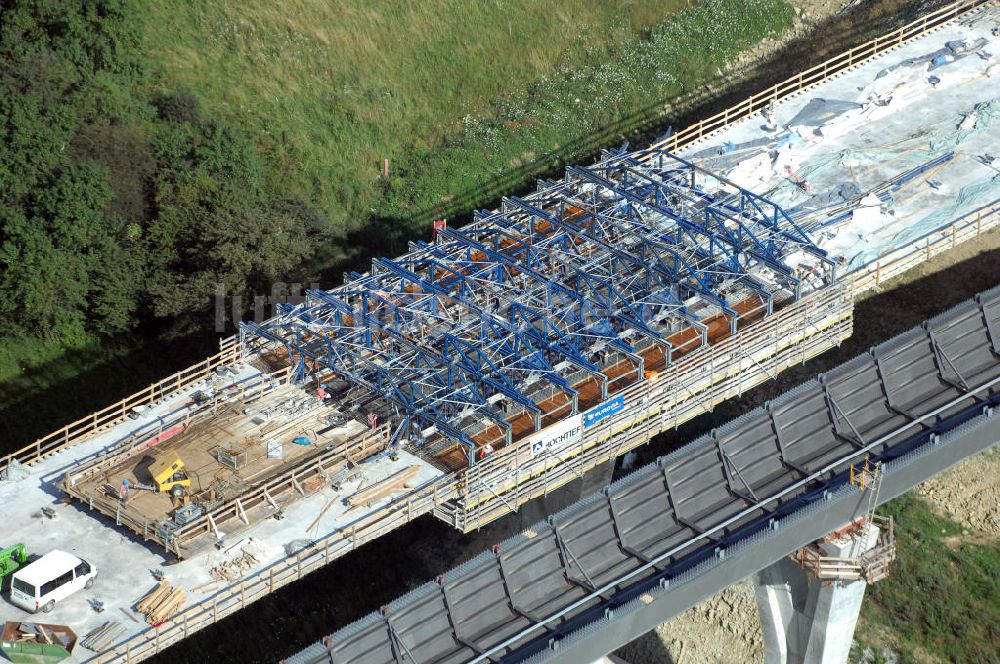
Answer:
[
  {"left": 135, "top": 580, "right": 186, "bottom": 625},
  {"left": 209, "top": 549, "right": 259, "bottom": 583},
  {"left": 345, "top": 465, "right": 419, "bottom": 508},
  {"left": 6, "top": 623, "right": 72, "bottom": 648},
  {"left": 82, "top": 621, "right": 126, "bottom": 651}
]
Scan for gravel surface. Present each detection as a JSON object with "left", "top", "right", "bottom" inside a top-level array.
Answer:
[
  {"left": 615, "top": 580, "right": 764, "bottom": 664},
  {"left": 917, "top": 447, "right": 1000, "bottom": 538}
]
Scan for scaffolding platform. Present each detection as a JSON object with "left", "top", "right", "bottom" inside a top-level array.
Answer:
[
  {"left": 440, "top": 282, "right": 853, "bottom": 531},
  {"left": 61, "top": 377, "right": 385, "bottom": 557},
  {"left": 238, "top": 144, "right": 856, "bottom": 533},
  {"left": 794, "top": 516, "right": 897, "bottom": 583}
]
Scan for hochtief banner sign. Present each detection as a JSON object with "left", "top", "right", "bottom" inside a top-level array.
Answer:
[{"left": 527, "top": 414, "right": 583, "bottom": 458}]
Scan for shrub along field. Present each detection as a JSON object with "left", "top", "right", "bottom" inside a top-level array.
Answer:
[
  {"left": 0, "top": 1, "right": 329, "bottom": 343},
  {"left": 2, "top": 1, "right": 996, "bottom": 662}
]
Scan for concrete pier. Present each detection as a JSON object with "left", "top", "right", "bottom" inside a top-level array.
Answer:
[{"left": 755, "top": 524, "right": 881, "bottom": 664}]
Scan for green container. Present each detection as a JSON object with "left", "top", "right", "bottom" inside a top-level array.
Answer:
[
  {"left": 0, "top": 640, "right": 72, "bottom": 664},
  {"left": 0, "top": 544, "right": 28, "bottom": 580},
  {"left": 0, "top": 622, "right": 76, "bottom": 664}
]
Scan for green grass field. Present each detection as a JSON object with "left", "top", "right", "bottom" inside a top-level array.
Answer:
[
  {"left": 137, "top": 0, "right": 795, "bottom": 267},
  {"left": 138, "top": 0, "right": 694, "bottom": 225},
  {"left": 856, "top": 494, "right": 1000, "bottom": 663},
  {"left": 5, "top": 3, "right": 998, "bottom": 661},
  {"left": 0, "top": 0, "right": 797, "bottom": 449}
]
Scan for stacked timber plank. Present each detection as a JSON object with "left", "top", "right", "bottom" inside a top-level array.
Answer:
[
  {"left": 346, "top": 465, "right": 419, "bottom": 507},
  {"left": 135, "top": 580, "right": 186, "bottom": 625},
  {"left": 82, "top": 622, "right": 126, "bottom": 652}
]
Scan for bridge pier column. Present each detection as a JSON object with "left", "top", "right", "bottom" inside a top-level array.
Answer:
[{"left": 755, "top": 521, "right": 884, "bottom": 664}]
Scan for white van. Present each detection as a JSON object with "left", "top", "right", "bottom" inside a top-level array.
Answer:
[{"left": 9, "top": 550, "right": 98, "bottom": 613}]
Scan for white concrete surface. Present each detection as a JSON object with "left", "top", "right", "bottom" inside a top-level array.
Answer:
[
  {"left": 679, "top": 6, "right": 1000, "bottom": 272},
  {"left": 754, "top": 525, "right": 880, "bottom": 664},
  {"left": 756, "top": 558, "right": 811, "bottom": 664},
  {"left": 0, "top": 364, "right": 444, "bottom": 662},
  {"left": 590, "top": 655, "right": 631, "bottom": 664}
]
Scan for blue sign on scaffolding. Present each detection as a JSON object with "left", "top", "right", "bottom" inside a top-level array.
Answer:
[{"left": 583, "top": 395, "right": 625, "bottom": 428}]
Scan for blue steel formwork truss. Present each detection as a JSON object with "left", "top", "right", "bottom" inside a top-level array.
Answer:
[{"left": 241, "top": 148, "right": 835, "bottom": 467}]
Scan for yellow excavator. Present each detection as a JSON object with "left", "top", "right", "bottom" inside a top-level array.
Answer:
[
  {"left": 120, "top": 451, "right": 191, "bottom": 506},
  {"left": 147, "top": 451, "right": 191, "bottom": 493}
]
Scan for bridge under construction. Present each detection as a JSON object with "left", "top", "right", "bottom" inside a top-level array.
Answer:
[
  {"left": 0, "top": 2, "right": 998, "bottom": 662},
  {"left": 288, "top": 285, "right": 1000, "bottom": 664},
  {"left": 245, "top": 148, "right": 835, "bottom": 467},
  {"left": 236, "top": 145, "right": 850, "bottom": 535}
]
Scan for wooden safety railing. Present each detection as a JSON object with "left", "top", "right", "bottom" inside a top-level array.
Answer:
[
  {"left": 13, "top": 1, "right": 990, "bottom": 659},
  {"left": 1, "top": 340, "right": 243, "bottom": 476},
  {"left": 91, "top": 467, "right": 460, "bottom": 664},
  {"left": 850, "top": 201, "right": 1000, "bottom": 295},
  {"left": 6, "top": 0, "right": 991, "bottom": 484},
  {"left": 649, "top": 0, "right": 991, "bottom": 156}
]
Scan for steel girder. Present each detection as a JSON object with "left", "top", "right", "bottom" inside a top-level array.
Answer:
[{"left": 242, "top": 147, "right": 822, "bottom": 457}]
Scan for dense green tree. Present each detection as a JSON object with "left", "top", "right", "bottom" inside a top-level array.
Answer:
[
  {"left": 0, "top": 0, "right": 141, "bottom": 337},
  {"left": 144, "top": 118, "right": 325, "bottom": 332},
  {"left": 2, "top": 163, "right": 113, "bottom": 335},
  {"left": 0, "top": 1, "right": 327, "bottom": 340}
]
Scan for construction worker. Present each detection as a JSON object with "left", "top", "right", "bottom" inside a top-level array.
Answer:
[
  {"left": 478, "top": 443, "right": 494, "bottom": 461},
  {"left": 316, "top": 383, "right": 330, "bottom": 401}
]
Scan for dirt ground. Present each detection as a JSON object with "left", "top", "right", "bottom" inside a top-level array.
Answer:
[
  {"left": 617, "top": 580, "right": 764, "bottom": 664},
  {"left": 616, "top": 449, "right": 1000, "bottom": 664},
  {"left": 917, "top": 447, "right": 1000, "bottom": 538},
  {"left": 728, "top": 0, "right": 847, "bottom": 71}
]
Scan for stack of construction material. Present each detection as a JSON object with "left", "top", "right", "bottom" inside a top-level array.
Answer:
[
  {"left": 135, "top": 580, "right": 186, "bottom": 625},
  {"left": 345, "top": 465, "right": 419, "bottom": 508},
  {"left": 1, "top": 621, "right": 78, "bottom": 662},
  {"left": 209, "top": 549, "right": 259, "bottom": 583},
  {"left": 81, "top": 622, "right": 126, "bottom": 652},
  {"left": 3, "top": 621, "right": 74, "bottom": 648}
]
